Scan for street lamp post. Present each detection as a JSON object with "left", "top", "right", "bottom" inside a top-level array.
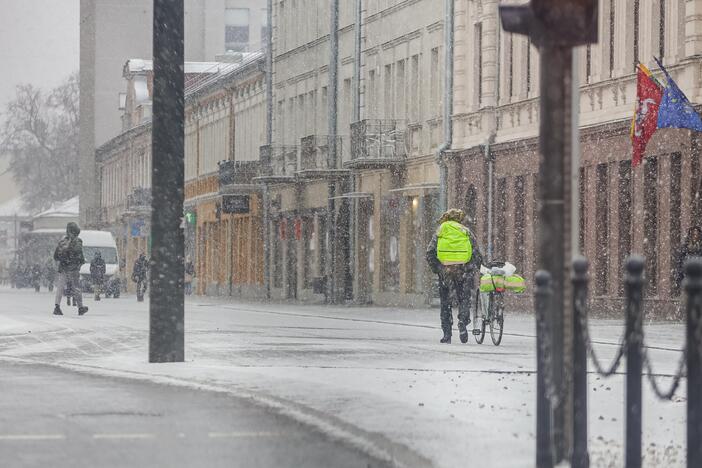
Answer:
[
  {"left": 500, "top": 1, "right": 597, "bottom": 465},
  {"left": 150, "top": 0, "right": 185, "bottom": 363}
]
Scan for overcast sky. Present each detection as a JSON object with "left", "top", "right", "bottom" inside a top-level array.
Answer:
[{"left": 0, "top": 0, "right": 79, "bottom": 202}]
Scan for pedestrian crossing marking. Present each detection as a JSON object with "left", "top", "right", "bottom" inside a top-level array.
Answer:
[
  {"left": 0, "top": 434, "right": 65, "bottom": 441},
  {"left": 92, "top": 433, "right": 155, "bottom": 440},
  {"left": 207, "top": 431, "right": 281, "bottom": 438}
]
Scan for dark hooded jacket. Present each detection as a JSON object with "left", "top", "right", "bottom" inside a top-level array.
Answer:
[
  {"left": 54, "top": 222, "right": 85, "bottom": 273},
  {"left": 90, "top": 254, "right": 106, "bottom": 282}
]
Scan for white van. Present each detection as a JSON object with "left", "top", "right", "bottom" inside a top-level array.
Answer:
[{"left": 78, "top": 230, "right": 121, "bottom": 297}]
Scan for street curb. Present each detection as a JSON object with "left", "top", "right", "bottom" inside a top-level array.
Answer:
[{"left": 0, "top": 355, "right": 435, "bottom": 468}]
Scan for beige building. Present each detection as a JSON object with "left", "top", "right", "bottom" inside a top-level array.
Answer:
[
  {"left": 259, "top": 0, "right": 448, "bottom": 306},
  {"left": 81, "top": 0, "right": 267, "bottom": 226},
  {"left": 448, "top": 0, "right": 702, "bottom": 315}
]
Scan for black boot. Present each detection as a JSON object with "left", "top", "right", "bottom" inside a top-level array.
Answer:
[
  {"left": 458, "top": 322, "right": 468, "bottom": 343},
  {"left": 440, "top": 328, "right": 451, "bottom": 344},
  {"left": 53, "top": 305, "right": 63, "bottom": 316},
  {"left": 78, "top": 306, "right": 88, "bottom": 316}
]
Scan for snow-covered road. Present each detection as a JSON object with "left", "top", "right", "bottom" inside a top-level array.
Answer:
[{"left": 0, "top": 287, "right": 688, "bottom": 467}]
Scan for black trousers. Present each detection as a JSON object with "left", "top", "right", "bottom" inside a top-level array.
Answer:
[{"left": 438, "top": 268, "right": 474, "bottom": 333}]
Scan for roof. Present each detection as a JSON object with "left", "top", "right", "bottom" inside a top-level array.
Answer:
[
  {"left": 33, "top": 196, "right": 79, "bottom": 220},
  {"left": 78, "top": 230, "right": 117, "bottom": 247},
  {"left": 0, "top": 196, "right": 32, "bottom": 218},
  {"left": 125, "top": 58, "right": 255, "bottom": 75}
]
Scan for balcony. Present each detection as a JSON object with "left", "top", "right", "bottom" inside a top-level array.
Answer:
[
  {"left": 298, "top": 135, "right": 349, "bottom": 180},
  {"left": 346, "top": 119, "right": 408, "bottom": 169},
  {"left": 254, "top": 145, "right": 298, "bottom": 183},
  {"left": 218, "top": 160, "right": 260, "bottom": 193}
]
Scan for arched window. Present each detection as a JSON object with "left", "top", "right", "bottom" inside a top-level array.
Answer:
[{"left": 464, "top": 184, "right": 477, "bottom": 231}]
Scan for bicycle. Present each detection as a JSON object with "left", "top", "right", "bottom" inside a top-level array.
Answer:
[{"left": 472, "top": 261, "right": 507, "bottom": 346}]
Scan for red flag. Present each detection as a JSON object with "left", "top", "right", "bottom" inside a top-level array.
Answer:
[{"left": 631, "top": 64, "right": 663, "bottom": 167}]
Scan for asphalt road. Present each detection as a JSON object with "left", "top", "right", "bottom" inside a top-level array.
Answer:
[{"left": 0, "top": 362, "right": 389, "bottom": 468}]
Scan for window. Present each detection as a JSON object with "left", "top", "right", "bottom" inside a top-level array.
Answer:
[
  {"left": 586, "top": 45, "right": 592, "bottom": 83},
  {"left": 633, "top": 0, "right": 640, "bottom": 66},
  {"left": 670, "top": 153, "right": 682, "bottom": 295},
  {"left": 261, "top": 8, "right": 269, "bottom": 48},
  {"left": 476, "top": 23, "right": 483, "bottom": 105},
  {"left": 595, "top": 164, "right": 609, "bottom": 296},
  {"left": 508, "top": 33, "right": 514, "bottom": 99},
  {"left": 368, "top": 70, "right": 377, "bottom": 118},
  {"left": 514, "top": 176, "right": 526, "bottom": 272},
  {"left": 384, "top": 64, "right": 394, "bottom": 118},
  {"left": 495, "top": 178, "right": 507, "bottom": 261},
  {"left": 410, "top": 55, "right": 420, "bottom": 121},
  {"left": 526, "top": 38, "right": 532, "bottom": 95},
  {"left": 609, "top": 0, "right": 615, "bottom": 77},
  {"left": 644, "top": 156, "right": 658, "bottom": 295},
  {"left": 659, "top": 0, "right": 666, "bottom": 59},
  {"left": 618, "top": 161, "right": 632, "bottom": 295},
  {"left": 579, "top": 167, "right": 585, "bottom": 255},
  {"left": 396, "top": 60, "right": 406, "bottom": 120},
  {"left": 430, "top": 48, "right": 440, "bottom": 116},
  {"left": 225, "top": 6, "right": 250, "bottom": 52}
]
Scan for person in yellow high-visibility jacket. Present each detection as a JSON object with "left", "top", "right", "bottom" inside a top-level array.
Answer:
[{"left": 426, "top": 209, "right": 482, "bottom": 344}]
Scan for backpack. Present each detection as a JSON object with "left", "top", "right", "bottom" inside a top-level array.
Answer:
[
  {"left": 55, "top": 237, "right": 72, "bottom": 263},
  {"left": 436, "top": 221, "right": 473, "bottom": 266}
]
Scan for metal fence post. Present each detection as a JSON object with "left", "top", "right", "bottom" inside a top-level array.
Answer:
[
  {"left": 686, "top": 258, "right": 702, "bottom": 468},
  {"left": 624, "top": 256, "right": 645, "bottom": 468},
  {"left": 535, "top": 270, "right": 554, "bottom": 468},
  {"left": 572, "top": 257, "right": 589, "bottom": 468}
]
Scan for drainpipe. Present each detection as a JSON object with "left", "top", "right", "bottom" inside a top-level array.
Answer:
[
  {"left": 263, "top": 0, "right": 273, "bottom": 300},
  {"left": 327, "top": 0, "right": 340, "bottom": 303},
  {"left": 437, "top": 0, "right": 455, "bottom": 213},
  {"left": 348, "top": 0, "right": 363, "bottom": 302},
  {"left": 484, "top": 134, "right": 495, "bottom": 261}
]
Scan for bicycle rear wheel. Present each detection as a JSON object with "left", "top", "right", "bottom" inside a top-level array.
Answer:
[
  {"left": 473, "top": 289, "right": 487, "bottom": 344},
  {"left": 489, "top": 293, "right": 504, "bottom": 346}
]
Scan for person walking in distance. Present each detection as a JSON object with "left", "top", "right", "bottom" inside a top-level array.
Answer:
[
  {"left": 90, "top": 251, "right": 106, "bottom": 301},
  {"left": 132, "top": 253, "right": 148, "bottom": 301},
  {"left": 53, "top": 222, "right": 88, "bottom": 316},
  {"left": 426, "top": 209, "right": 482, "bottom": 344}
]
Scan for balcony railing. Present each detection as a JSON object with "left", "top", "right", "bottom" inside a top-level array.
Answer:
[
  {"left": 300, "top": 135, "right": 343, "bottom": 171},
  {"left": 218, "top": 160, "right": 260, "bottom": 186},
  {"left": 259, "top": 145, "right": 298, "bottom": 178},
  {"left": 350, "top": 119, "right": 408, "bottom": 163},
  {"left": 127, "top": 187, "right": 152, "bottom": 211}
]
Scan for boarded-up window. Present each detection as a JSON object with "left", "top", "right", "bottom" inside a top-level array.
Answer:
[
  {"left": 644, "top": 156, "right": 658, "bottom": 295},
  {"left": 595, "top": 164, "right": 609, "bottom": 296},
  {"left": 618, "top": 161, "right": 632, "bottom": 294}
]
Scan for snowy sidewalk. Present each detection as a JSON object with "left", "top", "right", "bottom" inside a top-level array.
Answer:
[{"left": 0, "top": 287, "right": 688, "bottom": 467}]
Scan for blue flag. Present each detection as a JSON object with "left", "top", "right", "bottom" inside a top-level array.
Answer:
[{"left": 654, "top": 57, "right": 702, "bottom": 132}]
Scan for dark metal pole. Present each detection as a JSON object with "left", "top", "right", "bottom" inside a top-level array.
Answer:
[
  {"left": 150, "top": 0, "right": 185, "bottom": 363},
  {"left": 572, "top": 257, "right": 589, "bottom": 468},
  {"left": 535, "top": 270, "right": 554, "bottom": 468},
  {"left": 686, "top": 258, "right": 702, "bottom": 468},
  {"left": 538, "top": 43, "right": 573, "bottom": 461},
  {"left": 624, "top": 256, "right": 645, "bottom": 468}
]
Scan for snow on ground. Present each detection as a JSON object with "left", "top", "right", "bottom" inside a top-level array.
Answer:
[{"left": 0, "top": 286, "right": 687, "bottom": 467}]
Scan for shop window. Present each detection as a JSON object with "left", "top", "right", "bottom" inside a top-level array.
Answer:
[
  {"left": 303, "top": 217, "right": 314, "bottom": 289},
  {"left": 595, "top": 164, "right": 609, "bottom": 296},
  {"left": 644, "top": 156, "right": 658, "bottom": 295},
  {"left": 495, "top": 178, "right": 507, "bottom": 261},
  {"left": 579, "top": 167, "right": 585, "bottom": 255},
  {"left": 513, "top": 176, "right": 526, "bottom": 272},
  {"left": 670, "top": 152, "right": 682, "bottom": 295},
  {"left": 618, "top": 161, "right": 632, "bottom": 295},
  {"left": 273, "top": 219, "right": 283, "bottom": 289},
  {"left": 464, "top": 184, "right": 477, "bottom": 232},
  {"left": 381, "top": 197, "right": 401, "bottom": 292}
]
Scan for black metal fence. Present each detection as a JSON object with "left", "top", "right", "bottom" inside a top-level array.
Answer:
[{"left": 535, "top": 256, "right": 702, "bottom": 468}]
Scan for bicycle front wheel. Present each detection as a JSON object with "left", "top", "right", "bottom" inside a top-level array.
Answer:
[
  {"left": 489, "top": 293, "right": 504, "bottom": 346},
  {"left": 473, "top": 289, "right": 487, "bottom": 344}
]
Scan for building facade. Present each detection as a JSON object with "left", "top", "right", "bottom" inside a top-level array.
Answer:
[
  {"left": 80, "top": 0, "right": 267, "bottom": 227},
  {"left": 97, "top": 54, "right": 266, "bottom": 295},
  {"left": 447, "top": 0, "right": 702, "bottom": 315}
]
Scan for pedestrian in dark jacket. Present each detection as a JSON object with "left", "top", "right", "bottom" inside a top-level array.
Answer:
[
  {"left": 132, "top": 253, "right": 148, "bottom": 301},
  {"left": 44, "top": 259, "right": 56, "bottom": 292},
  {"left": 30, "top": 263, "right": 42, "bottom": 292},
  {"left": 90, "top": 251, "right": 106, "bottom": 301},
  {"left": 53, "top": 222, "right": 87, "bottom": 316},
  {"left": 676, "top": 226, "right": 702, "bottom": 291},
  {"left": 426, "top": 208, "right": 483, "bottom": 344}
]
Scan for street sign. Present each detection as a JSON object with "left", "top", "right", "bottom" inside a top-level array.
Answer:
[{"left": 222, "top": 195, "right": 250, "bottom": 214}]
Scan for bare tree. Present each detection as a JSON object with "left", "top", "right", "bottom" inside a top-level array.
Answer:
[{"left": 0, "top": 73, "right": 79, "bottom": 212}]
